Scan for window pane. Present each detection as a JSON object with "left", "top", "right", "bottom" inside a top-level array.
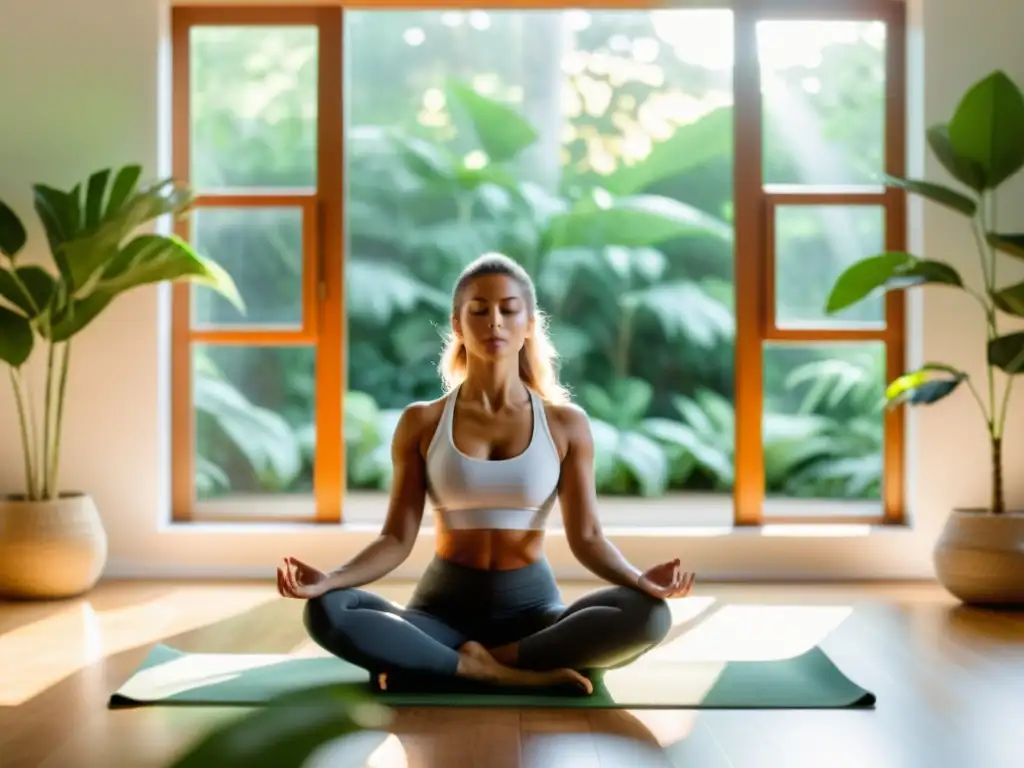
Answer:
[
  {"left": 344, "top": 9, "right": 738, "bottom": 500},
  {"left": 774, "top": 205, "right": 885, "bottom": 329},
  {"left": 190, "top": 26, "right": 318, "bottom": 189},
  {"left": 763, "top": 341, "right": 883, "bottom": 504},
  {"left": 190, "top": 207, "right": 305, "bottom": 330},
  {"left": 193, "top": 345, "right": 316, "bottom": 499},
  {"left": 759, "top": 20, "right": 886, "bottom": 186}
]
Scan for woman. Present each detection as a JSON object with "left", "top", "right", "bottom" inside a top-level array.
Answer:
[{"left": 277, "top": 253, "right": 695, "bottom": 694}]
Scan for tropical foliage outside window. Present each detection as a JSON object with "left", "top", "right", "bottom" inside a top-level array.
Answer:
[{"left": 173, "top": 5, "right": 904, "bottom": 522}]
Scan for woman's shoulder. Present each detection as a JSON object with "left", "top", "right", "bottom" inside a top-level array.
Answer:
[
  {"left": 395, "top": 395, "right": 449, "bottom": 453},
  {"left": 540, "top": 400, "right": 592, "bottom": 456}
]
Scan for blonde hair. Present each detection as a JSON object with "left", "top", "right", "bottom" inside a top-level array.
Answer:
[{"left": 439, "top": 253, "right": 571, "bottom": 404}]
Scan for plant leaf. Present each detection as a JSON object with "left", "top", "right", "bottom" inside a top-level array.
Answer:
[
  {"left": 825, "top": 252, "right": 963, "bottom": 314},
  {"left": 988, "top": 332, "right": 1024, "bottom": 374},
  {"left": 33, "top": 184, "right": 81, "bottom": 280},
  {"left": 991, "top": 281, "right": 1024, "bottom": 316},
  {"left": 948, "top": 70, "right": 1024, "bottom": 190},
  {"left": 603, "top": 106, "right": 733, "bottom": 195},
  {"left": 885, "top": 364, "right": 967, "bottom": 407},
  {"left": 60, "top": 177, "right": 194, "bottom": 289},
  {"left": 987, "top": 233, "right": 1024, "bottom": 261},
  {"left": 85, "top": 168, "right": 112, "bottom": 229},
  {"left": 0, "top": 305, "right": 34, "bottom": 367},
  {"left": 927, "top": 124, "right": 988, "bottom": 192},
  {"left": 546, "top": 195, "right": 733, "bottom": 250},
  {"left": 48, "top": 234, "right": 242, "bottom": 341},
  {"left": 168, "top": 684, "right": 387, "bottom": 768},
  {"left": 0, "top": 199, "right": 27, "bottom": 261},
  {"left": 882, "top": 174, "right": 977, "bottom": 216},
  {"left": 0, "top": 266, "right": 56, "bottom": 318},
  {"left": 104, "top": 164, "right": 142, "bottom": 218},
  {"left": 446, "top": 79, "right": 538, "bottom": 163}
]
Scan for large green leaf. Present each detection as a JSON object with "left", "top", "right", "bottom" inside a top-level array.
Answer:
[
  {"left": 0, "top": 199, "right": 27, "bottom": 261},
  {"left": 545, "top": 195, "right": 732, "bottom": 250},
  {"left": 105, "top": 165, "right": 143, "bottom": 218},
  {"left": 58, "top": 176, "right": 194, "bottom": 290},
  {"left": 169, "top": 684, "right": 387, "bottom": 768},
  {"left": 883, "top": 174, "right": 977, "bottom": 216},
  {"left": 84, "top": 168, "right": 112, "bottom": 229},
  {"left": 0, "top": 306, "right": 34, "bottom": 367},
  {"left": 195, "top": 375, "right": 303, "bottom": 485},
  {"left": 885, "top": 363, "right": 967, "bottom": 407},
  {"left": 988, "top": 332, "right": 1024, "bottom": 374},
  {"left": 987, "top": 233, "right": 1024, "bottom": 261},
  {"left": 948, "top": 70, "right": 1024, "bottom": 190},
  {"left": 603, "top": 106, "right": 733, "bottom": 196},
  {"left": 346, "top": 260, "right": 449, "bottom": 324},
  {"left": 446, "top": 79, "right": 538, "bottom": 163},
  {"left": 927, "top": 124, "right": 988, "bottom": 192},
  {"left": 33, "top": 183, "right": 82, "bottom": 279},
  {"left": 641, "top": 417, "right": 733, "bottom": 485},
  {"left": 48, "top": 234, "right": 241, "bottom": 342},
  {"left": 620, "top": 281, "right": 734, "bottom": 348},
  {"left": 0, "top": 266, "right": 56, "bottom": 318},
  {"left": 991, "top": 281, "right": 1024, "bottom": 316},
  {"left": 825, "top": 252, "right": 963, "bottom": 314}
]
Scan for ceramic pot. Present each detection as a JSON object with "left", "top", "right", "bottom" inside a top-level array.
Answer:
[
  {"left": 933, "top": 508, "right": 1024, "bottom": 607},
  {"left": 0, "top": 493, "right": 108, "bottom": 599}
]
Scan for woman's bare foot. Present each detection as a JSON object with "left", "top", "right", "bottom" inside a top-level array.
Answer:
[{"left": 456, "top": 641, "right": 593, "bottom": 694}]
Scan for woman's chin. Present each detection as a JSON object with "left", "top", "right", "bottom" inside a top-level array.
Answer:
[{"left": 469, "top": 343, "right": 518, "bottom": 362}]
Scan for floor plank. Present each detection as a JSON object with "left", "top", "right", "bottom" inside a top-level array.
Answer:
[{"left": 1, "top": 580, "right": 1022, "bottom": 767}]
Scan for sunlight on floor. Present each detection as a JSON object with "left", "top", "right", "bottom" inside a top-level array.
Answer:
[
  {"left": 652, "top": 604, "right": 854, "bottom": 662},
  {"left": 0, "top": 586, "right": 275, "bottom": 706}
]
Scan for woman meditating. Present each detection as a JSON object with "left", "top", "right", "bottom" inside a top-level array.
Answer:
[{"left": 277, "top": 253, "right": 695, "bottom": 694}]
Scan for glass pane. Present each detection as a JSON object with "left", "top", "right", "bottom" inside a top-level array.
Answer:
[
  {"left": 190, "top": 207, "right": 305, "bottom": 330},
  {"left": 759, "top": 20, "right": 886, "bottom": 186},
  {"left": 344, "top": 9, "right": 738, "bottom": 500},
  {"left": 193, "top": 345, "right": 316, "bottom": 499},
  {"left": 190, "top": 26, "right": 318, "bottom": 189},
  {"left": 774, "top": 205, "right": 885, "bottom": 328},
  {"left": 763, "top": 341, "right": 883, "bottom": 503}
]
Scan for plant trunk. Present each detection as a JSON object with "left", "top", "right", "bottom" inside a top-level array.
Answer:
[
  {"left": 9, "top": 370, "right": 38, "bottom": 500},
  {"left": 992, "top": 435, "right": 1004, "bottom": 515}
]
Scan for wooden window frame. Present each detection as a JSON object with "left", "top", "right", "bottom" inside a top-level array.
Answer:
[
  {"left": 169, "top": 0, "right": 906, "bottom": 527},
  {"left": 171, "top": 6, "right": 343, "bottom": 523}
]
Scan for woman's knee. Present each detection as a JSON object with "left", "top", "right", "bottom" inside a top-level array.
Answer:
[
  {"left": 641, "top": 596, "right": 672, "bottom": 645},
  {"left": 302, "top": 590, "right": 357, "bottom": 646},
  {"left": 302, "top": 594, "right": 334, "bottom": 643},
  {"left": 618, "top": 589, "right": 672, "bottom": 646}
]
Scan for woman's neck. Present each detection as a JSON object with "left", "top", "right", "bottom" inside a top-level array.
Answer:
[{"left": 460, "top": 355, "right": 527, "bottom": 411}]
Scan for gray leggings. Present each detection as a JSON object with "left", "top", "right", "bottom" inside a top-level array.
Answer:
[{"left": 303, "top": 556, "right": 671, "bottom": 678}]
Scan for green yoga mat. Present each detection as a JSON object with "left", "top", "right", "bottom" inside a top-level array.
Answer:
[{"left": 108, "top": 643, "right": 874, "bottom": 710}]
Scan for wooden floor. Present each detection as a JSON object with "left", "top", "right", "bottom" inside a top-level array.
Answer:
[{"left": 2, "top": 580, "right": 1023, "bottom": 768}]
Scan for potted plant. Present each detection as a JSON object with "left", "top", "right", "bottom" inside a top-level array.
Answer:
[
  {"left": 825, "top": 70, "right": 1024, "bottom": 606},
  {"left": 0, "top": 165, "right": 240, "bottom": 599}
]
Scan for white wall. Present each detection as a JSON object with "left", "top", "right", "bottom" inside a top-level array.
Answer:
[{"left": 0, "top": 0, "right": 1022, "bottom": 581}]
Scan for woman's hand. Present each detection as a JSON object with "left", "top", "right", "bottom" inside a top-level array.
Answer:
[
  {"left": 277, "top": 557, "right": 330, "bottom": 600},
  {"left": 637, "top": 558, "right": 695, "bottom": 599}
]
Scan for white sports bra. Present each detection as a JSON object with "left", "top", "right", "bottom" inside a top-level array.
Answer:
[{"left": 425, "top": 384, "right": 561, "bottom": 531}]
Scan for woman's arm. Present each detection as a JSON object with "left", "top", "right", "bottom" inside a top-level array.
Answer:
[
  {"left": 321, "top": 403, "right": 432, "bottom": 590},
  {"left": 555, "top": 405, "right": 646, "bottom": 590}
]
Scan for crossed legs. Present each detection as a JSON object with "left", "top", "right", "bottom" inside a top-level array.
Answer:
[{"left": 303, "top": 584, "right": 671, "bottom": 690}]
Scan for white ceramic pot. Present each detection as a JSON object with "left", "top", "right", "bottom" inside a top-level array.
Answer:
[
  {"left": 0, "top": 493, "right": 108, "bottom": 599},
  {"left": 933, "top": 508, "right": 1024, "bottom": 607}
]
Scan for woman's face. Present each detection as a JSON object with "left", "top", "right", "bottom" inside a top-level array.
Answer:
[{"left": 454, "top": 273, "right": 533, "bottom": 362}]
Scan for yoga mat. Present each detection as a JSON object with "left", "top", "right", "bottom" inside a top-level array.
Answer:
[{"left": 109, "top": 643, "right": 875, "bottom": 710}]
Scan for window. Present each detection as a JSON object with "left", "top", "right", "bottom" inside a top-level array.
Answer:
[{"left": 170, "top": 0, "right": 906, "bottom": 527}]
